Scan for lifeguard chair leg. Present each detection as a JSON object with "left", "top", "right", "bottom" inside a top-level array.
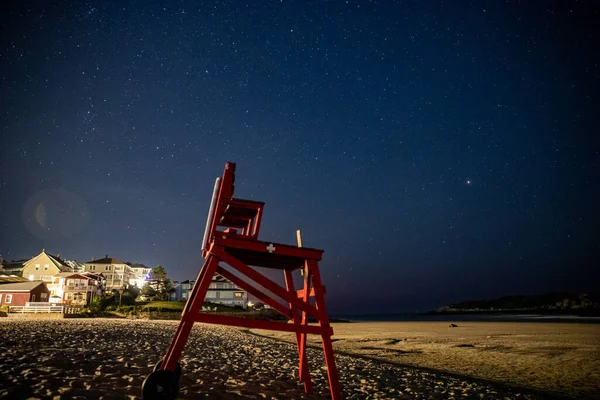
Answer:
[
  {"left": 162, "top": 254, "right": 220, "bottom": 371},
  {"left": 283, "top": 270, "right": 313, "bottom": 393},
  {"left": 299, "top": 265, "right": 312, "bottom": 387},
  {"left": 309, "top": 260, "right": 342, "bottom": 400},
  {"left": 143, "top": 255, "right": 220, "bottom": 400}
]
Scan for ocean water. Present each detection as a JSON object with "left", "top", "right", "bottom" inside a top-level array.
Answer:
[{"left": 332, "top": 313, "right": 600, "bottom": 324}]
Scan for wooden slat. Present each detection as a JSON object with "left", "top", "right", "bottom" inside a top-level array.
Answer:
[
  {"left": 214, "top": 237, "right": 323, "bottom": 260},
  {"left": 193, "top": 313, "right": 333, "bottom": 336},
  {"left": 216, "top": 265, "right": 291, "bottom": 319},
  {"left": 212, "top": 247, "right": 327, "bottom": 321}
]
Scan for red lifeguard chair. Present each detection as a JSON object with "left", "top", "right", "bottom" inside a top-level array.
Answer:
[{"left": 142, "top": 162, "right": 342, "bottom": 399}]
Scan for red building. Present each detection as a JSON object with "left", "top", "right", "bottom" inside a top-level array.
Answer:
[{"left": 0, "top": 282, "right": 50, "bottom": 306}]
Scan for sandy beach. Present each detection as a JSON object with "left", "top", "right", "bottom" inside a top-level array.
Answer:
[
  {"left": 253, "top": 321, "right": 600, "bottom": 399},
  {"left": 0, "top": 318, "right": 596, "bottom": 399}
]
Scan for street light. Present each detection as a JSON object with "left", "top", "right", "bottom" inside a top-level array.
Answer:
[{"left": 118, "top": 288, "right": 124, "bottom": 306}]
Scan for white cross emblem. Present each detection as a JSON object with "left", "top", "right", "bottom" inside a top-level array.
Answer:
[{"left": 266, "top": 243, "right": 276, "bottom": 253}]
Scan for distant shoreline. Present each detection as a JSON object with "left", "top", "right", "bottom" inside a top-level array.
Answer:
[
  {"left": 426, "top": 308, "right": 600, "bottom": 317},
  {"left": 332, "top": 310, "right": 600, "bottom": 324}
]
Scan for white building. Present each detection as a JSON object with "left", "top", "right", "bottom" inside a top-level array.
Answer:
[
  {"left": 64, "top": 259, "right": 86, "bottom": 273},
  {"left": 46, "top": 272, "right": 104, "bottom": 305},
  {"left": 83, "top": 256, "right": 131, "bottom": 290},
  {"left": 171, "top": 274, "right": 248, "bottom": 308},
  {"left": 128, "top": 263, "right": 152, "bottom": 288}
]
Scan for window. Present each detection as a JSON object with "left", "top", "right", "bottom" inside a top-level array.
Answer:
[
  {"left": 115, "top": 266, "right": 122, "bottom": 271},
  {"left": 89, "top": 265, "right": 96, "bottom": 271},
  {"left": 234, "top": 292, "right": 244, "bottom": 298},
  {"left": 41, "top": 293, "right": 48, "bottom": 300},
  {"left": 5, "top": 294, "right": 12, "bottom": 304},
  {"left": 44, "top": 264, "right": 49, "bottom": 270},
  {"left": 106, "top": 265, "right": 112, "bottom": 271},
  {"left": 35, "top": 264, "right": 40, "bottom": 270},
  {"left": 41, "top": 276, "right": 52, "bottom": 282},
  {"left": 31, "top": 295, "right": 36, "bottom": 302},
  {"left": 65, "top": 293, "right": 72, "bottom": 300},
  {"left": 209, "top": 283, "right": 217, "bottom": 289}
]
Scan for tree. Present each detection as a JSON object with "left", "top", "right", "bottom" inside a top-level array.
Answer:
[
  {"left": 141, "top": 283, "right": 157, "bottom": 298},
  {"left": 151, "top": 265, "right": 168, "bottom": 279},
  {"left": 149, "top": 265, "right": 174, "bottom": 301}
]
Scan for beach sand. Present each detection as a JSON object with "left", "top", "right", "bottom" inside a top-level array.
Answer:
[
  {"left": 252, "top": 321, "right": 600, "bottom": 399},
  {"left": 0, "top": 318, "right": 596, "bottom": 399}
]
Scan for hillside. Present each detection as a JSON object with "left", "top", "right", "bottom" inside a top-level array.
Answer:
[{"left": 431, "top": 292, "right": 600, "bottom": 315}]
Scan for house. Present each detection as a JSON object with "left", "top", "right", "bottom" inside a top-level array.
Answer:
[
  {"left": 64, "top": 259, "right": 86, "bottom": 273},
  {"left": 129, "top": 263, "right": 152, "bottom": 288},
  {"left": 0, "top": 282, "right": 50, "bottom": 306},
  {"left": 171, "top": 274, "right": 248, "bottom": 308},
  {"left": 171, "top": 280, "right": 193, "bottom": 302},
  {"left": 83, "top": 256, "right": 131, "bottom": 290},
  {"left": 0, "top": 258, "right": 28, "bottom": 275},
  {"left": 21, "top": 249, "right": 73, "bottom": 283},
  {"left": 47, "top": 272, "right": 104, "bottom": 305}
]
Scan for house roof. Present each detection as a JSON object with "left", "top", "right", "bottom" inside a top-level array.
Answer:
[
  {"left": 0, "top": 259, "right": 27, "bottom": 272},
  {"left": 81, "top": 272, "right": 105, "bottom": 280},
  {"left": 23, "top": 252, "right": 73, "bottom": 273},
  {"left": 130, "top": 263, "right": 150, "bottom": 270},
  {"left": 86, "top": 256, "right": 126, "bottom": 264},
  {"left": 54, "top": 272, "right": 94, "bottom": 279},
  {"left": 0, "top": 281, "right": 46, "bottom": 292},
  {"left": 46, "top": 253, "right": 73, "bottom": 272},
  {"left": 0, "top": 275, "right": 29, "bottom": 284},
  {"left": 64, "top": 259, "right": 85, "bottom": 269}
]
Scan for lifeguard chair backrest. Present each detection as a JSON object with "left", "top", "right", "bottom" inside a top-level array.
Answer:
[
  {"left": 219, "top": 161, "right": 236, "bottom": 199},
  {"left": 202, "top": 162, "right": 236, "bottom": 255}
]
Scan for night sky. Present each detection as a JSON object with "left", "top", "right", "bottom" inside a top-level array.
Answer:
[{"left": 1, "top": 1, "right": 598, "bottom": 314}]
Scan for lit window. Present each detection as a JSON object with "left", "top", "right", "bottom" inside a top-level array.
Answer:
[
  {"left": 234, "top": 292, "right": 244, "bottom": 298},
  {"left": 5, "top": 294, "right": 12, "bottom": 304}
]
